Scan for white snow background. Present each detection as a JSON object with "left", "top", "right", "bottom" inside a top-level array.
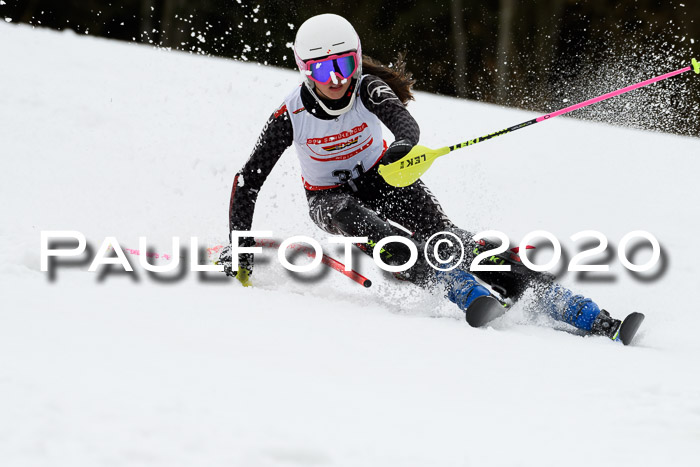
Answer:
[{"left": 1, "top": 23, "right": 700, "bottom": 467}]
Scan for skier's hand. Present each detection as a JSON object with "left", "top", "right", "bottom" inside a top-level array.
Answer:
[
  {"left": 381, "top": 139, "right": 414, "bottom": 165},
  {"left": 219, "top": 244, "right": 254, "bottom": 287}
]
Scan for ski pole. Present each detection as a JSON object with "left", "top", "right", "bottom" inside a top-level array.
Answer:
[
  {"left": 254, "top": 239, "right": 372, "bottom": 288},
  {"left": 379, "top": 58, "right": 700, "bottom": 187},
  {"left": 114, "top": 241, "right": 371, "bottom": 287},
  {"left": 207, "top": 240, "right": 372, "bottom": 288}
]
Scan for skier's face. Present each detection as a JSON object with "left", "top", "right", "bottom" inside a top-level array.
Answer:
[{"left": 314, "top": 78, "right": 352, "bottom": 101}]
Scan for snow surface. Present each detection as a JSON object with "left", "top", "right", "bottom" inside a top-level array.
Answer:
[{"left": 2, "top": 23, "right": 700, "bottom": 467}]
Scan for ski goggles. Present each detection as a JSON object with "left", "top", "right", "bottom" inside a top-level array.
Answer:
[{"left": 303, "top": 51, "right": 359, "bottom": 85}]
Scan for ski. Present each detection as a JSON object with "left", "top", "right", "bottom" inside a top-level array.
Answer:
[
  {"left": 614, "top": 312, "right": 645, "bottom": 346},
  {"left": 465, "top": 296, "right": 509, "bottom": 327}
]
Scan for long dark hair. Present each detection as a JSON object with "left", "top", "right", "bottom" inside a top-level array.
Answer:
[{"left": 362, "top": 52, "right": 416, "bottom": 105}]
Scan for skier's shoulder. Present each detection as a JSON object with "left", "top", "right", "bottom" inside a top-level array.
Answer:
[
  {"left": 360, "top": 74, "right": 401, "bottom": 107},
  {"left": 359, "top": 73, "right": 387, "bottom": 93},
  {"left": 360, "top": 73, "right": 385, "bottom": 86},
  {"left": 273, "top": 84, "right": 306, "bottom": 119},
  {"left": 271, "top": 102, "right": 289, "bottom": 120},
  {"left": 264, "top": 85, "right": 301, "bottom": 123},
  {"left": 251, "top": 92, "right": 295, "bottom": 149}
]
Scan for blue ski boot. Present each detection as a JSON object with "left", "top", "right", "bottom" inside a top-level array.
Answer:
[
  {"left": 538, "top": 284, "right": 644, "bottom": 345},
  {"left": 436, "top": 269, "right": 507, "bottom": 327},
  {"left": 538, "top": 284, "right": 602, "bottom": 331}
]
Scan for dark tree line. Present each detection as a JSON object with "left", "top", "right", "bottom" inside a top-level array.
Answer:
[{"left": 3, "top": 0, "right": 699, "bottom": 135}]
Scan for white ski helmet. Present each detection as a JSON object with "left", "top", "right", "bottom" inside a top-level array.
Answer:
[{"left": 293, "top": 14, "right": 363, "bottom": 116}]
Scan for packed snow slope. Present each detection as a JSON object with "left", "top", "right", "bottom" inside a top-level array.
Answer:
[{"left": 2, "top": 24, "right": 700, "bottom": 467}]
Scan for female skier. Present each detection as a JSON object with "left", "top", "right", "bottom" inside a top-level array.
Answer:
[{"left": 220, "top": 13, "right": 641, "bottom": 343}]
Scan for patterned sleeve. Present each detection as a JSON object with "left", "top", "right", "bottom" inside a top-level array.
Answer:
[
  {"left": 359, "top": 75, "right": 420, "bottom": 146},
  {"left": 228, "top": 103, "right": 294, "bottom": 240}
]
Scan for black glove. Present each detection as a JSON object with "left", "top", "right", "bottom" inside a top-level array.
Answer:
[
  {"left": 219, "top": 243, "right": 254, "bottom": 287},
  {"left": 381, "top": 139, "right": 415, "bottom": 165}
]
